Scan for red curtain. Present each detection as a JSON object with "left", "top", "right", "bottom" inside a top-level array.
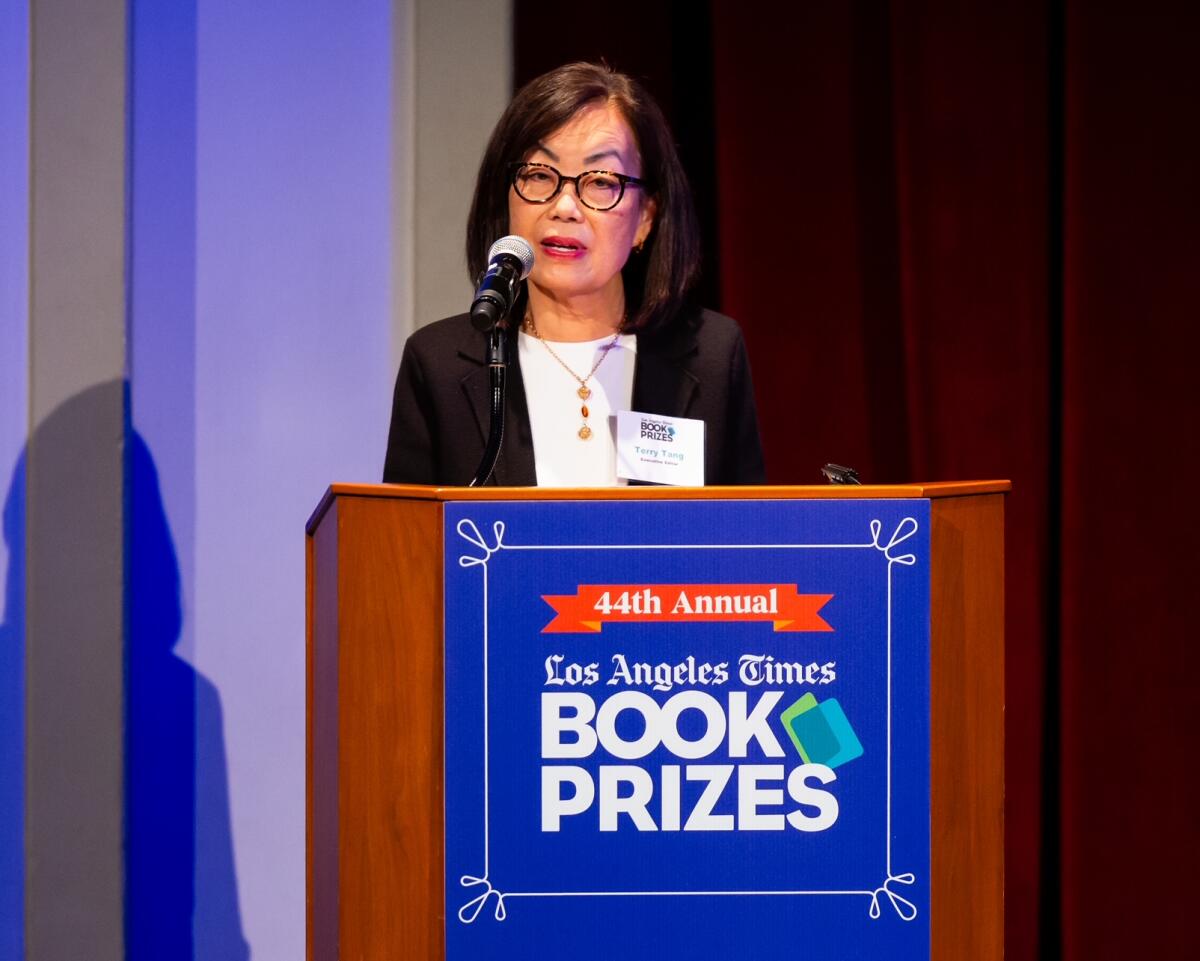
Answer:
[
  {"left": 711, "top": 2, "right": 1197, "bottom": 959},
  {"left": 1058, "top": 5, "right": 1199, "bottom": 958},
  {"left": 712, "top": 6, "right": 1050, "bottom": 955},
  {"left": 513, "top": 1, "right": 1199, "bottom": 954}
]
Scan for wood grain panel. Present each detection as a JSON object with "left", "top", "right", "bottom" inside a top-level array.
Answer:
[
  {"left": 309, "top": 500, "right": 341, "bottom": 961},
  {"left": 336, "top": 497, "right": 444, "bottom": 960},
  {"left": 930, "top": 494, "right": 1006, "bottom": 961},
  {"left": 306, "top": 526, "right": 312, "bottom": 961}
]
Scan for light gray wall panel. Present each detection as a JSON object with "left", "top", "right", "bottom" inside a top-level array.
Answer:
[
  {"left": 27, "top": 0, "right": 127, "bottom": 959},
  {"left": 413, "top": 0, "right": 513, "bottom": 328}
]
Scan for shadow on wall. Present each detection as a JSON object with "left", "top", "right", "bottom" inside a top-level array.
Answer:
[
  {"left": 125, "top": 406, "right": 250, "bottom": 960},
  {"left": 0, "top": 435, "right": 25, "bottom": 959},
  {"left": 0, "top": 384, "right": 250, "bottom": 959}
]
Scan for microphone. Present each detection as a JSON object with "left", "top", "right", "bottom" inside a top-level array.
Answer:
[
  {"left": 820, "top": 463, "right": 861, "bottom": 485},
  {"left": 470, "top": 235, "right": 535, "bottom": 331}
]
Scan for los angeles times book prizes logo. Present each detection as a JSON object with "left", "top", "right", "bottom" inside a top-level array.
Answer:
[
  {"left": 639, "top": 418, "right": 676, "bottom": 442},
  {"left": 538, "top": 583, "right": 863, "bottom": 833}
]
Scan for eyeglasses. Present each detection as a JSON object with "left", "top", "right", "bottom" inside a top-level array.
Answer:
[{"left": 509, "top": 162, "right": 649, "bottom": 212}]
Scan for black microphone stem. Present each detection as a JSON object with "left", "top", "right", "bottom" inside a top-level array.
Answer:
[{"left": 468, "top": 325, "right": 506, "bottom": 487}]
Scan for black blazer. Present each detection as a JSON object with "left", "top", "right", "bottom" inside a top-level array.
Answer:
[{"left": 382, "top": 308, "right": 766, "bottom": 486}]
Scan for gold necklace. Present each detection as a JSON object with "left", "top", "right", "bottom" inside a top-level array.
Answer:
[{"left": 524, "top": 315, "right": 622, "bottom": 440}]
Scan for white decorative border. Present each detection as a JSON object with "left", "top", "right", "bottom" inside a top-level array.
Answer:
[{"left": 452, "top": 511, "right": 923, "bottom": 924}]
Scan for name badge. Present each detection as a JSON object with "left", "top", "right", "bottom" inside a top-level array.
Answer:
[{"left": 615, "top": 410, "right": 705, "bottom": 486}]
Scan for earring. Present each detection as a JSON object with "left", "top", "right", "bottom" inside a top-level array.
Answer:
[{"left": 633, "top": 239, "right": 645, "bottom": 255}]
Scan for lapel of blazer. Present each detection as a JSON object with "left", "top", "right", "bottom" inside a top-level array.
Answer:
[
  {"left": 459, "top": 327, "right": 537, "bottom": 487},
  {"left": 631, "top": 322, "right": 700, "bottom": 418}
]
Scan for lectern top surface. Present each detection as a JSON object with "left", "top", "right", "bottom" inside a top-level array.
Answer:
[{"left": 306, "top": 480, "right": 1009, "bottom": 534}]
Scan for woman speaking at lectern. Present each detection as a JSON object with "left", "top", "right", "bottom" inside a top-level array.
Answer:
[{"left": 383, "top": 62, "right": 765, "bottom": 487}]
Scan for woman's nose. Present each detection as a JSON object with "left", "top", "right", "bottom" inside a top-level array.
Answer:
[{"left": 549, "top": 182, "right": 584, "bottom": 219}]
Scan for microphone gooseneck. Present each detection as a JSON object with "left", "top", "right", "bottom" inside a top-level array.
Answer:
[
  {"left": 468, "top": 326, "right": 507, "bottom": 487},
  {"left": 468, "top": 236, "right": 534, "bottom": 486}
]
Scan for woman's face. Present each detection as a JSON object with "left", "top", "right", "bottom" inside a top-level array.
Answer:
[{"left": 508, "top": 100, "right": 656, "bottom": 309}]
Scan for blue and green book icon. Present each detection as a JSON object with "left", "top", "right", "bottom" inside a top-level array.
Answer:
[{"left": 780, "top": 693, "right": 863, "bottom": 768}]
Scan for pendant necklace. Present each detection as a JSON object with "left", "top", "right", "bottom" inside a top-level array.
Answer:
[{"left": 524, "top": 314, "right": 622, "bottom": 440}]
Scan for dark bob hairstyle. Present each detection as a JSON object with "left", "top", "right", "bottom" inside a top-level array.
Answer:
[{"left": 466, "top": 62, "right": 701, "bottom": 334}]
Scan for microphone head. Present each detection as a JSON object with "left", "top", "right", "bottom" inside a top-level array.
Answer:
[{"left": 487, "top": 235, "right": 535, "bottom": 279}]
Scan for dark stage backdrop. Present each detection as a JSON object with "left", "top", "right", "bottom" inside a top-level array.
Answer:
[{"left": 514, "top": 2, "right": 1199, "bottom": 958}]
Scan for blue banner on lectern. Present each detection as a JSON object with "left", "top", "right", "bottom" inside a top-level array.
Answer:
[{"left": 444, "top": 499, "right": 930, "bottom": 960}]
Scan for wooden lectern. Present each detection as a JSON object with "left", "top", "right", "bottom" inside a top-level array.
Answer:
[{"left": 306, "top": 482, "right": 1006, "bottom": 961}]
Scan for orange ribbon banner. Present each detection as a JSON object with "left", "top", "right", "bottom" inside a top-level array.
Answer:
[{"left": 540, "top": 584, "right": 834, "bottom": 634}]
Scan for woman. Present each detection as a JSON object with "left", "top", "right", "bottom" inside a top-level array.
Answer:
[{"left": 383, "top": 62, "right": 765, "bottom": 486}]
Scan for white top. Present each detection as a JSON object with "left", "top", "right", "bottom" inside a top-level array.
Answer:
[{"left": 518, "top": 330, "right": 637, "bottom": 487}]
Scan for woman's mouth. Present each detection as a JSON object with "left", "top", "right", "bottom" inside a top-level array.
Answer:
[{"left": 541, "top": 237, "right": 586, "bottom": 258}]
